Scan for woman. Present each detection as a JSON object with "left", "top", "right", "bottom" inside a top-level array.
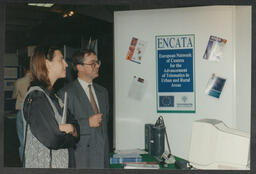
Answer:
[{"left": 21, "top": 46, "right": 79, "bottom": 168}]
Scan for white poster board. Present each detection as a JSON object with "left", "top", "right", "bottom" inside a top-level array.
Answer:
[{"left": 114, "top": 6, "right": 251, "bottom": 160}]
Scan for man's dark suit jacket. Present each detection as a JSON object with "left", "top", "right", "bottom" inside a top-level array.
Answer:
[{"left": 58, "top": 79, "right": 110, "bottom": 168}]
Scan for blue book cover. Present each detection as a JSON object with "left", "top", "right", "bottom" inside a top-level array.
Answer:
[{"left": 110, "top": 156, "right": 142, "bottom": 164}]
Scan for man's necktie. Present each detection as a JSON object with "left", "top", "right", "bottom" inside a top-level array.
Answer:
[
  {"left": 88, "top": 84, "right": 99, "bottom": 114},
  {"left": 88, "top": 84, "right": 103, "bottom": 135}
]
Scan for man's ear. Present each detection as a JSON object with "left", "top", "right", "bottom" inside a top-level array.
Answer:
[{"left": 76, "top": 64, "right": 82, "bottom": 72}]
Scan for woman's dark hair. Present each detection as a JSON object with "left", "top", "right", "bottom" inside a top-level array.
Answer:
[
  {"left": 71, "top": 49, "right": 96, "bottom": 72},
  {"left": 30, "top": 46, "right": 61, "bottom": 89}
]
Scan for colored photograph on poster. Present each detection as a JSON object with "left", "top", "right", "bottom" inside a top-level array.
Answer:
[
  {"left": 126, "top": 37, "right": 138, "bottom": 61},
  {"left": 203, "top": 35, "right": 227, "bottom": 62}
]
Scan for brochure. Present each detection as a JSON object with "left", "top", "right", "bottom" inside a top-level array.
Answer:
[
  {"left": 126, "top": 37, "right": 147, "bottom": 64},
  {"left": 203, "top": 35, "right": 227, "bottom": 62},
  {"left": 205, "top": 74, "right": 226, "bottom": 98},
  {"left": 128, "top": 75, "right": 146, "bottom": 100}
]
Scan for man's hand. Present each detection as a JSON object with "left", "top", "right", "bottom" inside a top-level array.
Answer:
[
  {"left": 89, "top": 113, "right": 103, "bottom": 128},
  {"left": 59, "top": 124, "right": 75, "bottom": 134}
]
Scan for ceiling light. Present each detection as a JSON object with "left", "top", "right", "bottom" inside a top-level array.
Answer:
[
  {"left": 63, "top": 10, "right": 75, "bottom": 18},
  {"left": 68, "top": 11, "right": 74, "bottom": 16},
  {"left": 27, "top": 3, "right": 54, "bottom": 8}
]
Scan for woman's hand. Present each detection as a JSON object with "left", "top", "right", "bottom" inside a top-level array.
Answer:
[{"left": 59, "top": 124, "right": 77, "bottom": 137}]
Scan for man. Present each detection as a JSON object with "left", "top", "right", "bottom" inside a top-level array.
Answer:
[
  {"left": 58, "top": 49, "right": 110, "bottom": 168},
  {"left": 12, "top": 59, "right": 32, "bottom": 163}
]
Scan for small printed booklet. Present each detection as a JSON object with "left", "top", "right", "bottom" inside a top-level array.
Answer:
[
  {"left": 128, "top": 75, "right": 146, "bottom": 100},
  {"left": 126, "top": 37, "right": 147, "bottom": 64},
  {"left": 203, "top": 35, "right": 227, "bottom": 62},
  {"left": 205, "top": 74, "right": 226, "bottom": 99}
]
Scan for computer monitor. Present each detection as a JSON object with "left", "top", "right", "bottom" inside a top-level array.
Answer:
[{"left": 188, "top": 119, "right": 250, "bottom": 170}]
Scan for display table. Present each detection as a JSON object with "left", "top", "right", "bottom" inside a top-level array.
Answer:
[{"left": 110, "top": 154, "right": 186, "bottom": 169}]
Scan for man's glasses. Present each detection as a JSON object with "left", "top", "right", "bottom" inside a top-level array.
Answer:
[{"left": 81, "top": 60, "right": 101, "bottom": 69}]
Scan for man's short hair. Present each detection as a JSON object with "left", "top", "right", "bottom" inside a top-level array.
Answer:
[{"left": 71, "top": 49, "right": 96, "bottom": 72}]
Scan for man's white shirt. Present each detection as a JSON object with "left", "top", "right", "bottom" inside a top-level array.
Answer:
[{"left": 78, "top": 78, "right": 100, "bottom": 112}]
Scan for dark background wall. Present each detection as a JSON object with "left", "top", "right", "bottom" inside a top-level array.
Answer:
[{"left": 4, "top": 2, "right": 116, "bottom": 159}]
